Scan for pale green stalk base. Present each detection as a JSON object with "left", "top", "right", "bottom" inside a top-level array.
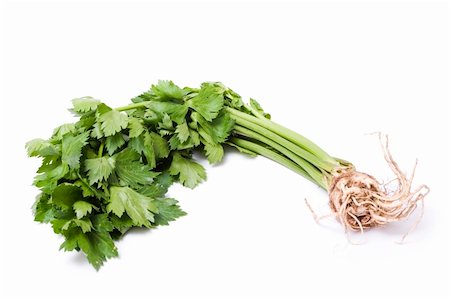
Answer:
[{"left": 227, "top": 108, "right": 346, "bottom": 190}]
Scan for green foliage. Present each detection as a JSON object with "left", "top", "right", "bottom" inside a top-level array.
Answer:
[
  {"left": 114, "top": 149, "right": 159, "bottom": 188},
  {"left": 189, "top": 83, "right": 224, "bottom": 121},
  {"left": 169, "top": 153, "right": 206, "bottom": 189},
  {"left": 72, "top": 97, "right": 101, "bottom": 113},
  {"left": 52, "top": 183, "right": 83, "bottom": 209},
  {"left": 60, "top": 228, "right": 117, "bottom": 270},
  {"left": 105, "top": 133, "right": 126, "bottom": 155},
  {"left": 153, "top": 198, "right": 187, "bottom": 226},
  {"left": 203, "top": 142, "right": 224, "bottom": 164},
  {"left": 107, "top": 186, "right": 157, "bottom": 227},
  {"left": 26, "top": 139, "right": 59, "bottom": 157},
  {"left": 151, "top": 80, "right": 188, "bottom": 102},
  {"left": 249, "top": 98, "right": 271, "bottom": 119},
  {"left": 52, "top": 123, "right": 77, "bottom": 140},
  {"left": 84, "top": 156, "right": 116, "bottom": 185},
  {"left": 61, "top": 132, "right": 89, "bottom": 168},
  {"left": 73, "top": 201, "right": 98, "bottom": 219},
  {"left": 128, "top": 117, "right": 145, "bottom": 138},
  {"left": 98, "top": 110, "right": 129, "bottom": 137},
  {"left": 26, "top": 80, "right": 246, "bottom": 269}
]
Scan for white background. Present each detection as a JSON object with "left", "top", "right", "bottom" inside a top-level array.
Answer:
[{"left": 1, "top": 1, "right": 449, "bottom": 298}]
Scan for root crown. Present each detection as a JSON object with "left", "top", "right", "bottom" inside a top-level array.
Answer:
[{"left": 328, "top": 135, "right": 429, "bottom": 236}]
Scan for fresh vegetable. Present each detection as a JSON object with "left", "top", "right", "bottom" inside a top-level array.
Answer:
[{"left": 27, "top": 81, "right": 429, "bottom": 269}]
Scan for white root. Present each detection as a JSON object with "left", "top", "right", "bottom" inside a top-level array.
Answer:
[{"left": 327, "top": 134, "right": 429, "bottom": 241}]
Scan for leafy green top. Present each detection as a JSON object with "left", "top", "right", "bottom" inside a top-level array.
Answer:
[{"left": 27, "top": 80, "right": 269, "bottom": 270}]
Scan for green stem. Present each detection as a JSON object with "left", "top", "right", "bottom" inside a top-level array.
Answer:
[
  {"left": 232, "top": 116, "right": 335, "bottom": 172},
  {"left": 233, "top": 125, "right": 327, "bottom": 186},
  {"left": 227, "top": 107, "right": 337, "bottom": 166},
  {"left": 98, "top": 143, "right": 104, "bottom": 157},
  {"left": 229, "top": 138, "right": 326, "bottom": 189},
  {"left": 116, "top": 102, "right": 148, "bottom": 112}
]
